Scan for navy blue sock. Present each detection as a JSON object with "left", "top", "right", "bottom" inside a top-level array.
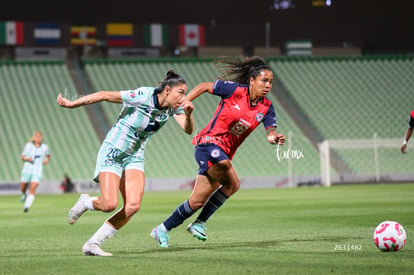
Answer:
[
  {"left": 196, "top": 188, "right": 228, "bottom": 223},
  {"left": 163, "top": 200, "right": 195, "bottom": 231}
]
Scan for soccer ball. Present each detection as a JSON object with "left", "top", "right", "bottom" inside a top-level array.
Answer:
[{"left": 373, "top": 220, "right": 406, "bottom": 252}]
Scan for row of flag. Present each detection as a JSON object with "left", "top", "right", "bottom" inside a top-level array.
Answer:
[{"left": 0, "top": 22, "right": 205, "bottom": 47}]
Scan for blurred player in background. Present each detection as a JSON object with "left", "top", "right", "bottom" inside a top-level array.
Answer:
[
  {"left": 401, "top": 110, "right": 414, "bottom": 153},
  {"left": 56, "top": 70, "right": 194, "bottom": 256},
  {"left": 151, "top": 56, "right": 285, "bottom": 248},
  {"left": 20, "top": 131, "right": 50, "bottom": 213},
  {"left": 60, "top": 173, "right": 75, "bottom": 193}
]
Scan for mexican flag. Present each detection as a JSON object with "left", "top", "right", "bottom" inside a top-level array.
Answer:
[{"left": 0, "top": 21, "right": 24, "bottom": 45}]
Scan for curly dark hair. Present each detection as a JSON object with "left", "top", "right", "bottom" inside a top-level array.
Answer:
[{"left": 216, "top": 56, "right": 272, "bottom": 84}]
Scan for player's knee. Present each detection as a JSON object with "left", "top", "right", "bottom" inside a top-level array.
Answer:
[
  {"left": 228, "top": 185, "right": 240, "bottom": 195},
  {"left": 125, "top": 203, "right": 140, "bottom": 217},
  {"left": 189, "top": 200, "right": 205, "bottom": 210},
  {"left": 101, "top": 201, "right": 118, "bottom": 212},
  {"left": 224, "top": 179, "right": 240, "bottom": 196},
  {"left": 232, "top": 181, "right": 240, "bottom": 193}
]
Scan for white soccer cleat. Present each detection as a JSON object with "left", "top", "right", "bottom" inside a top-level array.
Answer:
[
  {"left": 68, "top": 194, "right": 89, "bottom": 225},
  {"left": 82, "top": 242, "right": 112, "bottom": 257}
]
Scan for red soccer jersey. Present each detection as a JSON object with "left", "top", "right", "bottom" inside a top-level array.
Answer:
[
  {"left": 409, "top": 110, "right": 414, "bottom": 129},
  {"left": 192, "top": 80, "right": 277, "bottom": 159}
]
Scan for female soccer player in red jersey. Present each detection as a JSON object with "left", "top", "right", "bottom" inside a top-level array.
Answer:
[{"left": 151, "top": 56, "right": 285, "bottom": 247}]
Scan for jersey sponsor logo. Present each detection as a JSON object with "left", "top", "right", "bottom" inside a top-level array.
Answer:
[
  {"left": 232, "top": 104, "right": 241, "bottom": 111},
  {"left": 256, "top": 113, "right": 264, "bottom": 122},
  {"left": 144, "top": 120, "right": 160, "bottom": 132},
  {"left": 197, "top": 135, "right": 222, "bottom": 146},
  {"left": 128, "top": 90, "right": 144, "bottom": 99},
  {"left": 128, "top": 91, "right": 137, "bottom": 98},
  {"left": 145, "top": 105, "right": 153, "bottom": 114},
  {"left": 157, "top": 112, "right": 169, "bottom": 121},
  {"left": 230, "top": 119, "right": 251, "bottom": 136}
]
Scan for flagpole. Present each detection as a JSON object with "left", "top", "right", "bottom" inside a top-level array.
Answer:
[{"left": 265, "top": 22, "right": 270, "bottom": 58}]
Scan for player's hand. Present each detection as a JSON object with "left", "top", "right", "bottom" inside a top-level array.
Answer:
[
  {"left": 401, "top": 144, "right": 407, "bottom": 154},
  {"left": 56, "top": 93, "right": 74, "bottom": 108},
  {"left": 181, "top": 99, "right": 194, "bottom": 117},
  {"left": 268, "top": 134, "right": 285, "bottom": 145}
]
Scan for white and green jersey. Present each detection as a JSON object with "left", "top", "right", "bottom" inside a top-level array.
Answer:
[
  {"left": 104, "top": 87, "right": 184, "bottom": 158},
  {"left": 21, "top": 142, "right": 50, "bottom": 176}
]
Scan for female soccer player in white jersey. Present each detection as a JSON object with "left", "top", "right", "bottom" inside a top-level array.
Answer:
[
  {"left": 56, "top": 70, "right": 194, "bottom": 256},
  {"left": 20, "top": 131, "right": 50, "bottom": 213}
]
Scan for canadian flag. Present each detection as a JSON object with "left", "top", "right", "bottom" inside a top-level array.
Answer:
[{"left": 179, "top": 24, "right": 205, "bottom": 47}]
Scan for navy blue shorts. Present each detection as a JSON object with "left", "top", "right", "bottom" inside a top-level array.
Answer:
[{"left": 194, "top": 144, "right": 229, "bottom": 175}]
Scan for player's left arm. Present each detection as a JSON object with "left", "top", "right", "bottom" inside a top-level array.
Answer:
[
  {"left": 174, "top": 100, "right": 194, "bottom": 135},
  {"left": 43, "top": 155, "right": 51, "bottom": 165},
  {"left": 43, "top": 145, "right": 51, "bottom": 165},
  {"left": 263, "top": 104, "right": 284, "bottom": 145},
  {"left": 185, "top": 82, "right": 214, "bottom": 102}
]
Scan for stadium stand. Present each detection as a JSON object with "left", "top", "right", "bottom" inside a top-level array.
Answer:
[
  {"left": 0, "top": 61, "right": 100, "bottom": 181},
  {"left": 269, "top": 55, "right": 414, "bottom": 175},
  {"left": 2, "top": 55, "right": 412, "bottom": 184}
]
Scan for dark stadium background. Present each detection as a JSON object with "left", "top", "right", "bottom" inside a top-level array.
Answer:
[{"left": 0, "top": 0, "right": 412, "bottom": 54}]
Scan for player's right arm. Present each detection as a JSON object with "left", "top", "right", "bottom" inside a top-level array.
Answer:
[
  {"left": 21, "top": 144, "right": 33, "bottom": 162},
  {"left": 21, "top": 155, "right": 33, "bottom": 162},
  {"left": 56, "top": 91, "right": 122, "bottom": 108}
]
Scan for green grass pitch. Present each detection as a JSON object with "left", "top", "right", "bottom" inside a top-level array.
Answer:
[{"left": 1, "top": 183, "right": 413, "bottom": 274}]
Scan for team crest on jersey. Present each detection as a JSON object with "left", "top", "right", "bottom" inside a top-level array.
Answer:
[
  {"left": 256, "top": 113, "right": 264, "bottom": 122},
  {"left": 230, "top": 119, "right": 251, "bottom": 136},
  {"left": 211, "top": 149, "right": 220, "bottom": 158}
]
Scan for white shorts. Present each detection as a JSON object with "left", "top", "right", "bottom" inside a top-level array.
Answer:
[
  {"left": 93, "top": 142, "right": 144, "bottom": 182},
  {"left": 20, "top": 172, "right": 42, "bottom": 183}
]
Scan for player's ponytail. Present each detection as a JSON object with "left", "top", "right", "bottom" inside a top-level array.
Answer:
[
  {"left": 217, "top": 56, "right": 271, "bottom": 84},
  {"left": 158, "top": 70, "right": 187, "bottom": 92}
]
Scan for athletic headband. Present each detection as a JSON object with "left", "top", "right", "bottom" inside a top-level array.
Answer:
[{"left": 248, "top": 64, "right": 270, "bottom": 78}]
